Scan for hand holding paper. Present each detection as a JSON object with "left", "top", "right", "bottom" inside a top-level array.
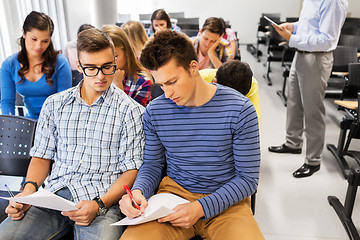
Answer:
[
  {"left": 0, "top": 188, "right": 78, "bottom": 212},
  {"left": 113, "top": 193, "right": 189, "bottom": 226}
]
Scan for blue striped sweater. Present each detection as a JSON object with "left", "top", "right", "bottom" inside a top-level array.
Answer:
[{"left": 132, "top": 84, "right": 260, "bottom": 219}]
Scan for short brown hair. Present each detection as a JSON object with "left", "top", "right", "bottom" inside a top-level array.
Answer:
[
  {"left": 201, "top": 17, "right": 226, "bottom": 35},
  {"left": 216, "top": 60, "right": 253, "bottom": 95},
  {"left": 140, "top": 29, "right": 197, "bottom": 72},
  {"left": 77, "top": 28, "right": 114, "bottom": 58}
]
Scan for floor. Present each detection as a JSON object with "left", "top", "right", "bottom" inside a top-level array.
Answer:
[
  {"left": 1, "top": 44, "right": 360, "bottom": 240},
  {"left": 244, "top": 44, "right": 360, "bottom": 239}
]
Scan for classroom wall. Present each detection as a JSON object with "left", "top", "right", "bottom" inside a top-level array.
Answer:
[{"left": 66, "top": 0, "right": 360, "bottom": 44}]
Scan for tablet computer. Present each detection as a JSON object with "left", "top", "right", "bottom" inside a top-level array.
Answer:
[{"left": 264, "top": 16, "right": 281, "bottom": 28}]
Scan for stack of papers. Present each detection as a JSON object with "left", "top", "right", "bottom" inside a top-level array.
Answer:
[{"left": 111, "top": 193, "right": 189, "bottom": 226}]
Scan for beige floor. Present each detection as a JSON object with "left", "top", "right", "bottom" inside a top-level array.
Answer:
[{"left": 244, "top": 44, "right": 360, "bottom": 240}]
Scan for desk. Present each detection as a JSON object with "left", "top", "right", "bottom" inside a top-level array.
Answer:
[{"left": 334, "top": 100, "right": 358, "bottom": 110}]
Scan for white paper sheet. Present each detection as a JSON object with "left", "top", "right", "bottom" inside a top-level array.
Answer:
[
  {"left": 0, "top": 188, "right": 78, "bottom": 211},
  {"left": 111, "top": 193, "right": 189, "bottom": 226}
]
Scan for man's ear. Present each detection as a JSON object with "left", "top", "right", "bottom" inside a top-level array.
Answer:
[
  {"left": 77, "top": 60, "right": 83, "bottom": 73},
  {"left": 189, "top": 60, "right": 199, "bottom": 75},
  {"left": 22, "top": 29, "right": 25, "bottom": 38}
]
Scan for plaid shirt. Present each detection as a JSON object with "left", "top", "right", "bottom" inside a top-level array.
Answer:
[
  {"left": 30, "top": 83, "right": 145, "bottom": 203},
  {"left": 123, "top": 71, "right": 152, "bottom": 107},
  {"left": 192, "top": 36, "right": 233, "bottom": 68}
]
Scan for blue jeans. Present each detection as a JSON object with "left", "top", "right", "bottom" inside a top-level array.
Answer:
[{"left": 0, "top": 188, "right": 123, "bottom": 240}]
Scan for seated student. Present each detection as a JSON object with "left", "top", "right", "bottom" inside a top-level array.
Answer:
[
  {"left": 196, "top": 18, "right": 237, "bottom": 58},
  {"left": 103, "top": 25, "right": 153, "bottom": 107},
  {"left": 147, "top": 9, "right": 182, "bottom": 37},
  {"left": 119, "top": 30, "right": 263, "bottom": 240},
  {"left": 192, "top": 17, "right": 233, "bottom": 70},
  {"left": 63, "top": 23, "right": 95, "bottom": 86},
  {"left": 0, "top": 11, "right": 72, "bottom": 119},
  {"left": 121, "top": 20, "right": 148, "bottom": 59},
  {"left": 0, "top": 28, "right": 145, "bottom": 240},
  {"left": 63, "top": 23, "right": 94, "bottom": 71},
  {"left": 199, "top": 60, "right": 261, "bottom": 120}
]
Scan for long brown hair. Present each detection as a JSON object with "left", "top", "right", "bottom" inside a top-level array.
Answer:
[
  {"left": 102, "top": 25, "right": 152, "bottom": 82},
  {"left": 17, "top": 11, "right": 59, "bottom": 86}
]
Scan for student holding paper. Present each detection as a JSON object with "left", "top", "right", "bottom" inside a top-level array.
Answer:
[
  {"left": 0, "top": 28, "right": 145, "bottom": 240},
  {"left": 119, "top": 30, "right": 263, "bottom": 239}
]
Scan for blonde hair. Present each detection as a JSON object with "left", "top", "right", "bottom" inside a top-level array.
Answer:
[
  {"left": 102, "top": 25, "right": 151, "bottom": 81},
  {"left": 121, "top": 20, "right": 148, "bottom": 59}
]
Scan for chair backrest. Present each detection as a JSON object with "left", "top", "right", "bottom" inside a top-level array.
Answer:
[
  {"left": 338, "top": 34, "right": 360, "bottom": 50},
  {"left": 177, "top": 17, "right": 199, "bottom": 30},
  {"left": 139, "top": 13, "right": 151, "bottom": 21},
  {"left": 341, "top": 63, "right": 360, "bottom": 99},
  {"left": 341, "top": 27, "right": 360, "bottom": 36},
  {"left": 0, "top": 115, "right": 37, "bottom": 177},
  {"left": 169, "top": 12, "right": 184, "bottom": 19},
  {"left": 332, "top": 46, "right": 358, "bottom": 72}
]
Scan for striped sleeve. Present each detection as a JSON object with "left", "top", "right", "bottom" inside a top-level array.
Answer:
[
  {"left": 197, "top": 100, "right": 260, "bottom": 219},
  {"left": 132, "top": 106, "right": 166, "bottom": 198}
]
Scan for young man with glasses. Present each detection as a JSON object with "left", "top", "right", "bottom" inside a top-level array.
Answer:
[{"left": 0, "top": 28, "right": 145, "bottom": 240}]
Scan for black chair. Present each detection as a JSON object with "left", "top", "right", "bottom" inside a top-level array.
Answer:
[
  {"left": 177, "top": 17, "right": 199, "bottom": 30},
  {"left": 169, "top": 12, "right": 184, "bottom": 19},
  {"left": 254, "top": 14, "right": 280, "bottom": 62},
  {"left": 325, "top": 46, "right": 358, "bottom": 99},
  {"left": 343, "top": 18, "right": 360, "bottom": 30},
  {"left": 338, "top": 34, "right": 360, "bottom": 53},
  {"left": 327, "top": 65, "right": 360, "bottom": 178},
  {"left": 182, "top": 29, "right": 199, "bottom": 37},
  {"left": 341, "top": 28, "right": 360, "bottom": 36},
  {"left": 0, "top": 115, "right": 37, "bottom": 223},
  {"left": 328, "top": 166, "right": 360, "bottom": 240},
  {"left": 71, "top": 70, "right": 83, "bottom": 87},
  {"left": 276, "top": 44, "right": 296, "bottom": 106},
  {"left": 262, "top": 25, "right": 286, "bottom": 85}
]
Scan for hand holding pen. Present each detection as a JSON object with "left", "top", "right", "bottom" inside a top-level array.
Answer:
[{"left": 123, "top": 185, "right": 143, "bottom": 214}]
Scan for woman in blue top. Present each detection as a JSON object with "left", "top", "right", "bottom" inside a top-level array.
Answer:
[
  {"left": 0, "top": 11, "right": 72, "bottom": 119},
  {"left": 147, "top": 9, "right": 182, "bottom": 37}
]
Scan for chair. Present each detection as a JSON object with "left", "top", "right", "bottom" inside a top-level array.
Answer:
[
  {"left": 338, "top": 35, "right": 360, "bottom": 53},
  {"left": 328, "top": 166, "right": 360, "bottom": 240},
  {"left": 169, "top": 12, "right": 184, "bottom": 19},
  {"left": 276, "top": 44, "right": 296, "bottom": 106},
  {"left": 262, "top": 26, "right": 286, "bottom": 85},
  {"left": 139, "top": 13, "right": 152, "bottom": 29},
  {"left": 254, "top": 14, "right": 280, "bottom": 62},
  {"left": 327, "top": 65, "right": 360, "bottom": 178},
  {"left": 182, "top": 29, "right": 199, "bottom": 37},
  {"left": 71, "top": 70, "right": 83, "bottom": 87},
  {"left": 325, "top": 46, "right": 358, "bottom": 99},
  {"left": 176, "top": 17, "right": 199, "bottom": 30},
  {"left": 0, "top": 115, "right": 37, "bottom": 222}
]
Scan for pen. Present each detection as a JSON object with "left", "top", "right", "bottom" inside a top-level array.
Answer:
[
  {"left": 123, "top": 185, "right": 142, "bottom": 212},
  {"left": 4, "top": 184, "right": 15, "bottom": 198}
]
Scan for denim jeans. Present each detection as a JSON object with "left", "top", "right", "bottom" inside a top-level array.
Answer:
[{"left": 0, "top": 188, "right": 123, "bottom": 240}]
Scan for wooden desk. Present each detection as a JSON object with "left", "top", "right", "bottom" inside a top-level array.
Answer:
[{"left": 334, "top": 100, "right": 358, "bottom": 110}]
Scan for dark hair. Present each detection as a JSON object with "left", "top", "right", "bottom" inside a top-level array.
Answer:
[
  {"left": 140, "top": 29, "right": 197, "bottom": 72},
  {"left": 77, "top": 28, "right": 115, "bottom": 57},
  {"left": 77, "top": 23, "right": 95, "bottom": 35},
  {"left": 216, "top": 60, "right": 253, "bottom": 95},
  {"left": 150, "top": 9, "right": 172, "bottom": 32},
  {"left": 201, "top": 17, "right": 226, "bottom": 35},
  {"left": 17, "top": 11, "right": 58, "bottom": 86}
]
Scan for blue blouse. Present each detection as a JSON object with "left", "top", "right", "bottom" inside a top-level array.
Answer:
[{"left": 0, "top": 53, "right": 72, "bottom": 119}]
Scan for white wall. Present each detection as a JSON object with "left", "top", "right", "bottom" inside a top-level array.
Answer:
[{"left": 67, "top": 0, "right": 360, "bottom": 43}]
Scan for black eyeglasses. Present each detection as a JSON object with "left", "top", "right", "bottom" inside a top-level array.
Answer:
[{"left": 78, "top": 61, "right": 116, "bottom": 77}]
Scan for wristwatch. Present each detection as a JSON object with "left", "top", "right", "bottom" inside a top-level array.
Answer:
[{"left": 93, "top": 196, "right": 108, "bottom": 216}]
